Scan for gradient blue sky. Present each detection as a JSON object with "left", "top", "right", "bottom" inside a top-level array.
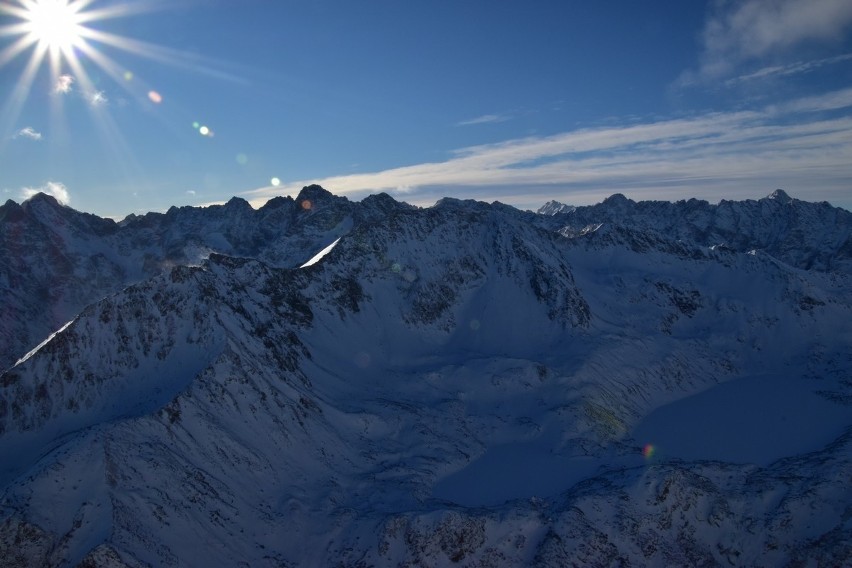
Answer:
[{"left": 1, "top": 0, "right": 851, "bottom": 217}]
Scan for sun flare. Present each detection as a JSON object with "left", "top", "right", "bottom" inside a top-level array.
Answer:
[
  {"left": 1, "top": 0, "right": 234, "bottom": 120},
  {"left": 1, "top": 0, "right": 240, "bottom": 165},
  {"left": 22, "top": 0, "right": 85, "bottom": 53},
  {"left": 0, "top": 0, "right": 177, "bottom": 144}
]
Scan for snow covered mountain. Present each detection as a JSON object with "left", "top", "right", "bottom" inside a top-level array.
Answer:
[
  {"left": 0, "top": 186, "right": 405, "bottom": 371},
  {"left": 536, "top": 200, "right": 576, "bottom": 216},
  {"left": 537, "top": 189, "right": 852, "bottom": 273},
  {"left": 1, "top": 187, "right": 850, "bottom": 566}
]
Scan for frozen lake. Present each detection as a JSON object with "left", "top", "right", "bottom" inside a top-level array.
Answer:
[
  {"left": 631, "top": 373, "right": 850, "bottom": 466},
  {"left": 433, "top": 373, "right": 850, "bottom": 507},
  {"left": 432, "top": 439, "right": 639, "bottom": 507}
]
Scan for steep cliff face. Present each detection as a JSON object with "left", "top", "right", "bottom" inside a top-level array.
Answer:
[{"left": 1, "top": 188, "right": 850, "bottom": 566}]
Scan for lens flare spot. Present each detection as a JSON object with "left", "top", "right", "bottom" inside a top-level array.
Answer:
[
  {"left": 469, "top": 319, "right": 481, "bottom": 331},
  {"left": 270, "top": 177, "right": 281, "bottom": 187},
  {"left": 199, "top": 125, "right": 210, "bottom": 136},
  {"left": 642, "top": 443, "right": 656, "bottom": 459},
  {"left": 192, "top": 121, "right": 200, "bottom": 130},
  {"left": 147, "top": 91, "right": 162, "bottom": 104},
  {"left": 301, "top": 199, "right": 312, "bottom": 211},
  {"left": 123, "top": 71, "right": 133, "bottom": 81},
  {"left": 236, "top": 153, "right": 248, "bottom": 165}
]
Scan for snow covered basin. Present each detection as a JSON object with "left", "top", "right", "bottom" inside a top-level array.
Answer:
[
  {"left": 632, "top": 373, "right": 850, "bottom": 466},
  {"left": 433, "top": 373, "right": 849, "bottom": 507},
  {"left": 432, "top": 440, "right": 638, "bottom": 507}
]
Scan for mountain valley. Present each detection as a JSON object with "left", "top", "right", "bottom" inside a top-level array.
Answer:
[{"left": 0, "top": 187, "right": 850, "bottom": 566}]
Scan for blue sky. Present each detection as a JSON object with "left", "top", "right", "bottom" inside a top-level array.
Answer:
[{"left": 1, "top": 0, "right": 851, "bottom": 217}]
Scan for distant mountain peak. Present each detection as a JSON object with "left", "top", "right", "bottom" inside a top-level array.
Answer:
[
  {"left": 259, "top": 195, "right": 294, "bottom": 211},
  {"left": 223, "top": 196, "right": 251, "bottom": 210},
  {"left": 360, "top": 192, "right": 406, "bottom": 214},
  {"left": 766, "top": 189, "right": 793, "bottom": 203},
  {"left": 21, "top": 191, "right": 62, "bottom": 209},
  {"left": 296, "top": 184, "right": 335, "bottom": 206},
  {"left": 602, "top": 193, "right": 632, "bottom": 205},
  {"left": 0, "top": 199, "right": 25, "bottom": 223},
  {"left": 537, "top": 200, "right": 576, "bottom": 216},
  {"left": 433, "top": 196, "right": 481, "bottom": 209}
]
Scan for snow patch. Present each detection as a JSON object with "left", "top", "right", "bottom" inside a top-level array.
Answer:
[
  {"left": 300, "top": 237, "right": 341, "bottom": 268},
  {"left": 14, "top": 319, "right": 75, "bottom": 367}
]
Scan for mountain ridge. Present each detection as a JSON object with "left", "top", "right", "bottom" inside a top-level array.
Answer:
[
  {"left": 537, "top": 189, "right": 852, "bottom": 272},
  {"left": 2, "top": 186, "right": 849, "bottom": 371},
  {"left": 1, "top": 186, "right": 850, "bottom": 565}
]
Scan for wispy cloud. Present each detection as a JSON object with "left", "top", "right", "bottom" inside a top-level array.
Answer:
[
  {"left": 243, "top": 88, "right": 852, "bottom": 210},
  {"left": 88, "top": 90, "right": 108, "bottom": 107},
  {"left": 457, "top": 113, "right": 511, "bottom": 126},
  {"left": 682, "top": 0, "right": 852, "bottom": 84},
  {"left": 54, "top": 75, "right": 75, "bottom": 94},
  {"left": 21, "top": 182, "right": 71, "bottom": 205},
  {"left": 725, "top": 53, "right": 852, "bottom": 86},
  {"left": 14, "top": 127, "right": 42, "bottom": 141}
]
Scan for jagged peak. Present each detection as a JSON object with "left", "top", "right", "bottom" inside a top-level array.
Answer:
[
  {"left": 1, "top": 198, "right": 23, "bottom": 212},
  {"left": 21, "top": 191, "right": 62, "bottom": 209},
  {"left": 222, "top": 196, "right": 252, "bottom": 211},
  {"left": 601, "top": 193, "right": 633, "bottom": 205},
  {"left": 432, "top": 196, "right": 490, "bottom": 211},
  {"left": 296, "top": 184, "right": 337, "bottom": 207},
  {"left": 0, "top": 199, "right": 26, "bottom": 223},
  {"left": 490, "top": 200, "right": 526, "bottom": 216},
  {"left": 537, "top": 200, "right": 576, "bottom": 216},
  {"left": 14, "top": 192, "right": 118, "bottom": 235},
  {"left": 766, "top": 189, "right": 793, "bottom": 204},
  {"left": 360, "top": 192, "right": 403, "bottom": 213},
  {"left": 259, "top": 195, "right": 295, "bottom": 211}
]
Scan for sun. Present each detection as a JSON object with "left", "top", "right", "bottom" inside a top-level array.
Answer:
[
  {"left": 0, "top": 0, "right": 172, "bottom": 139},
  {"left": 0, "top": 1, "right": 91, "bottom": 67},
  {"left": 22, "top": 0, "right": 85, "bottom": 53},
  {"left": 1, "top": 0, "right": 229, "bottom": 110},
  {"left": 0, "top": 0, "right": 237, "bottom": 156}
]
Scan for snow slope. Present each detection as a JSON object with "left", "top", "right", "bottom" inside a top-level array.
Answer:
[
  {"left": 1, "top": 188, "right": 850, "bottom": 566},
  {"left": 0, "top": 185, "right": 401, "bottom": 370}
]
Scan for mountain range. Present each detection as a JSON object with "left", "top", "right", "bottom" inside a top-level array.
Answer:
[{"left": 1, "top": 186, "right": 850, "bottom": 566}]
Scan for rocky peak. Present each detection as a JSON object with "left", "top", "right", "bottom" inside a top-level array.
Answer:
[
  {"left": 222, "top": 196, "right": 252, "bottom": 211},
  {"left": 21, "top": 191, "right": 61, "bottom": 208},
  {"left": 537, "top": 200, "right": 576, "bottom": 216},
  {"left": 359, "top": 192, "right": 412, "bottom": 218},
  {"left": 601, "top": 193, "right": 633, "bottom": 208},
  {"left": 432, "top": 196, "right": 492, "bottom": 213},
  {"left": 259, "top": 195, "right": 295, "bottom": 211},
  {"left": 0, "top": 199, "right": 26, "bottom": 223},
  {"left": 20, "top": 192, "right": 64, "bottom": 224},
  {"left": 295, "top": 184, "right": 336, "bottom": 209},
  {"left": 766, "top": 189, "right": 793, "bottom": 204}
]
